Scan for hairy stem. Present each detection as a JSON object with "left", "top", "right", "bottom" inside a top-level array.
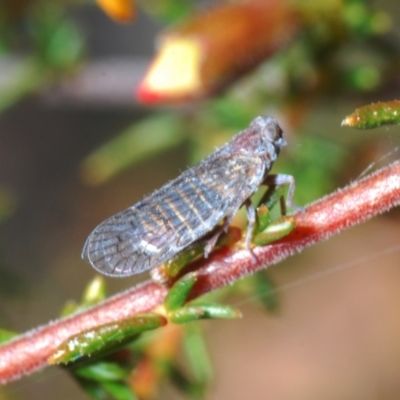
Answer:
[{"left": 0, "top": 160, "right": 399, "bottom": 384}]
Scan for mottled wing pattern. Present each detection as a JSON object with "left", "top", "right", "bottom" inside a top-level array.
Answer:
[{"left": 82, "top": 151, "right": 265, "bottom": 277}]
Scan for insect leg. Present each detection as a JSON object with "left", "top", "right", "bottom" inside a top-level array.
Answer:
[
  {"left": 263, "top": 174, "right": 296, "bottom": 211},
  {"left": 244, "top": 200, "right": 257, "bottom": 262},
  {"left": 243, "top": 199, "right": 255, "bottom": 250}
]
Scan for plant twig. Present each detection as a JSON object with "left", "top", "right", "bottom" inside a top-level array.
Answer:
[{"left": 0, "top": 160, "right": 399, "bottom": 384}]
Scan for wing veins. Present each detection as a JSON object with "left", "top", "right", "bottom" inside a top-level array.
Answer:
[{"left": 84, "top": 152, "right": 264, "bottom": 276}]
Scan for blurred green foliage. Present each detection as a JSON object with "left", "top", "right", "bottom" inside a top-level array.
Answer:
[
  {"left": 0, "top": 0, "right": 398, "bottom": 203},
  {"left": 0, "top": 1, "right": 84, "bottom": 113},
  {"left": 1, "top": 0, "right": 400, "bottom": 398}
]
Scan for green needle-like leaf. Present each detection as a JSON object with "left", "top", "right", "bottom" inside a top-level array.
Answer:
[
  {"left": 164, "top": 272, "right": 198, "bottom": 311},
  {"left": 342, "top": 100, "right": 400, "bottom": 129}
]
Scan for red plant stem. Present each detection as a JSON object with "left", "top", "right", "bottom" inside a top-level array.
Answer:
[
  {"left": 189, "top": 159, "right": 400, "bottom": 296},
  {"left": 0, "top": 160, "right": 400, "bottom": 384}
]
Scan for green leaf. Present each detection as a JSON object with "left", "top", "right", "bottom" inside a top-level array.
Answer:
[
  {"left": 252, "top": 216, "right": 295, "bottom": 246},
  {"left": 82, "top": 276, "right": 107, "bottom": 305},
  {"left": 163, "top": 243, "right": 205, "bottom": 279},
  {"left": 182, "top": 324, "right": 213, "bottom": 384},
  {"left": 163, "top": 226, "right": 241, "bottom": 280},
  {"left": 164, "top": 272, "right": 198, "bottom": 311},
  {"left": 74, "top": 362, "right": 129, "bottom": 381},
  {"left": 168, "top": 303, "right": 241, "bottom": 323},
  {"left": 167, "top": 306, "right": 204, "bottom": 324},
  {"left": 50, "top": 313, "right": 166, "bottom": 364},
  {"left": 252, "top": 272, "right": 279, "bottom": 313},
  {"left": 0, "top": 328, "right": 18, "bottom": 344},
  {"left": 102, "top": 381, "right": 138, "bottom": 400},
  {"left": 254, "top": 204, "right": 271, "bottom": 234},
  {"left": 60, "top": 276, "right": 107, "bottom": 317},
  {"left": 342, "top": 100, "right": 400, "bottom": 129},
  {"left": 140, "top": 0, "right": 195, "bottom": 24}
]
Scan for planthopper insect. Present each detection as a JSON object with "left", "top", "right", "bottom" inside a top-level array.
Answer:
[{"left": 82, "top": 116, "right": 295, "bottom": 277}]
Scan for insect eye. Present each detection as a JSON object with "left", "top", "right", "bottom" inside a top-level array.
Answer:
[
  {"left": 270, "top": 125, "right": 283, "bottom": 142},
  {"left": 258, "top": 116, "right": 285, "bottom": 147}
]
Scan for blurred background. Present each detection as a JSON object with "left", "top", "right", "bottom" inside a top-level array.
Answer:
[{"left": 1, "top": 0, "right": 400, "bottom": 399}]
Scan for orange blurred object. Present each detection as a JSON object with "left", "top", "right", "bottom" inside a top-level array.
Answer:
[
  {"left": 96, "top": 0, "right": 136, "bottom": 23},
  {"left": 129, "top": 324, "right": 183, "bottom": 399},
  {"left": 130, "top": 358, "right": 158, "bottom": 399},
  {"left": 136, "top": 0, "right": 298, "bottom": 104}
]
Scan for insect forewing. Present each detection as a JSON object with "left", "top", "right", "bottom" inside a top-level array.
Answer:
[
  {"left": 82, "top": 152, "right": 265, "bottom": 277},
  {"left": 83, "top": 115, "right": 286, "bottom": 277}
]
